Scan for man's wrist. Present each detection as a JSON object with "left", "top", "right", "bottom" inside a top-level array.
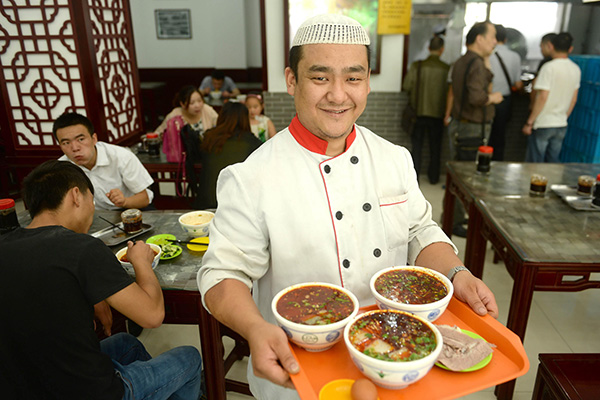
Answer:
[{"left": 447, "top": 265, "right": 471, "bottom": 282}]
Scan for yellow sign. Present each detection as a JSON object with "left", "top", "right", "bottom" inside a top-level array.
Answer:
[{"left": 378, "top": 0, "right": 412, "bottom": 35}]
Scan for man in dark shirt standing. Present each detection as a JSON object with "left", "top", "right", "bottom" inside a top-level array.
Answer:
[
  {"left": 403, "top": 36, "right": 450, "bottom": 184},
  {"left": 447, "top": 21, "right": 503, "bottom": 236},
  {"left": 449, "top": 21, "right": 503, "bottom": 160}
]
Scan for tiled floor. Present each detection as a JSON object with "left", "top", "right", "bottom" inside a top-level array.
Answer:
[{"left": 126, "top": 181, "right": 600, "bottom": 399}]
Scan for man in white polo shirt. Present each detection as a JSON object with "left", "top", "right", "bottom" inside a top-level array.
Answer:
[
  {"left": 53, "top": 112, "right": 154, "bottom": 210},
  {"left": 523, "top": 32, "right": 580, "bottom": 162}
]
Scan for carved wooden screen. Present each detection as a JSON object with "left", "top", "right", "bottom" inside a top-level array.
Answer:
[
  {"left": 0, "top": 0, "right": 142, "bottom": 164},
  {"left": 88, "top": 0, "right": 142, "bottom": 142}
]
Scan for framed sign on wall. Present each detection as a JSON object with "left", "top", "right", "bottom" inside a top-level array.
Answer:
[{"left": 155, "top": 9, "right": 192, "bottom": 39}]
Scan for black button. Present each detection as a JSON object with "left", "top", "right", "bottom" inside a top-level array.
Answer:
[
  {"left": 335, "top": 211, "right": 343, "bottom": 220},
  {"left": 373, "top": 248, "right": 381, "bottom": 257},
  {"left": 350, "top": 156, "right": 359, "bottom": 164},
  {"left": 343, "top": 259, "right": 350, "bottom": 268},
  {"left": 324, "top": 165, "right": 331, "bottom": 173},
  {"left": 363, "top": 203, "right": 371, "bottom": 212}
]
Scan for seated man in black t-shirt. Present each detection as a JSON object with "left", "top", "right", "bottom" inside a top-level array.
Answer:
[{"left": 0, "top": 160, "right": 203, "bottom": 400}]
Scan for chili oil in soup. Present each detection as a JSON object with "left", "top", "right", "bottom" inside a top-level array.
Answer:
[
  {"left": 375, "top": 269, "right": 448, "bottom": 305},
  {"left": 276, "top": 284, "right": 354, "bottom": 325}
]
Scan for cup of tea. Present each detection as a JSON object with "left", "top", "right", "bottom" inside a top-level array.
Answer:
[
  {"left": 577, "top": 175, "right": 594, "bottom": 196},
  {"left": 121, "top": 209, "right": 143, "bottom": 234},
  {"left": 530, "top": 174, "right": 548, "bottom": 197}
]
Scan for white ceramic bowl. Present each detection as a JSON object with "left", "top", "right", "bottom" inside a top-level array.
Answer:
[
  {"left": 178, "top": 210, "right": 214, "bottom": 238},
  {"left": 344, "top": 309, "right": 443, "bottom": 389},
  {"left": 116, "top": 243, "right": 161, "bottom": 270},
  {"left": 370, "top": 266, "right": 453, "bottom": 322},
  {"left": 271, "top": 282, "right": 359, "bottom": 352},
  {"left": 210, "top": 90, "right": 222, "bottom": 99}
]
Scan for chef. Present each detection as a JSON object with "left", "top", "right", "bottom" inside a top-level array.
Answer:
[{"left": 198, "top": 14, "right": 499, "bottom": 400}]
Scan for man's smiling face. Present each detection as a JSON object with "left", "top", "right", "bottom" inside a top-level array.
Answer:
[{"left": 285, "top": 43, "right": 371, "bottom": 142}]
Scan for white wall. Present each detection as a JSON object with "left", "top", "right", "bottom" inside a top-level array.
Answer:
[
  {"left": 130, "top": 0, "right": 261, "bottom": 69},
  {"left": 130, "top": 0, "right": 404, "bottom": 92},
  {"left": 264, "top": 0, "right": 404, "bottom": 93}
]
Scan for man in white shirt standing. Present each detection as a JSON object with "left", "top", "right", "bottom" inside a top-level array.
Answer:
[
  {"left": 54, "top": 112, "right": 155, "bottom": 210},
  {"left": 490, "top": 24, "right": 523, "bottom": 160},
  {"left": 523, "top": 32, "right": 580, "bottom": 162},
  {"left": 198, "top": 14, "right": 498, "bottom": 400}
]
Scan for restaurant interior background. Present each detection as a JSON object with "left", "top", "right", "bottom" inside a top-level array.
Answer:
[
  {"left": 1, "top": 0, "right": 600, "bottom": 198},
  {"left": 1, "top": 0, "right": 600, "bottom": 199},
  {"left": 1, "top": 2, "right": 600, "bottom": 399}
]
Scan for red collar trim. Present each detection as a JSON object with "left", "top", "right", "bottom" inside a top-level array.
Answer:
[{"left": 288, "top": 115, "right": 356, "bottom": 156}]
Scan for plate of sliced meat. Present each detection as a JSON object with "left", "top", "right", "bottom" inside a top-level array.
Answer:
[{"left": 435, "top": 325, "right": 495, "bottom": 372}]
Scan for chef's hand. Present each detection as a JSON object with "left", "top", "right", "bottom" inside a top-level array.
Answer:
[
  {"left": 106, "top": 189, "right": 126, "bottom": 208},
  {"left": 94, "top": 300, "right": 113, "bottom": 337},
  {"left": 452, "top": 271, "right": 499, "bottom": 319},
  {"left": 247, "top": 320, "right": 300, "bottom": 389}
]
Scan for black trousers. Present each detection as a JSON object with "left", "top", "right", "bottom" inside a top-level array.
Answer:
[
  {"left": 489, "top": 95, "right": 512, "bottom": 161},
  {"left": 410, "top": 116, "right": 444, "bottom": 184}
]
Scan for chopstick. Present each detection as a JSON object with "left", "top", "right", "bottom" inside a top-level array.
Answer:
[
  {"left": 98, "top": 216, "right": 128, "bottom": 234},
  {"left": 165, "top": 238, "right": 203, "bottom": 245}
]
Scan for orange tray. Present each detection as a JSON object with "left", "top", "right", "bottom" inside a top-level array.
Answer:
[{"left": 289, "top": 297, "right": 529, "bottom": 400}]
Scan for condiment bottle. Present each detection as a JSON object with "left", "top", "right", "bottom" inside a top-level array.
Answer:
[
  {"left": 146, "top": 133, "right": 161, "bottom": 156},
  {"left": 476, "top": 146, "right": 493, "bottom": 174},
  {"left": 592, "top": 174, "right": 600, "bottom": 208},
  {"left": 0, "top": 198, "right": 20, "bottom": 235},
  {"left": 121, "top": 208, "right": 143, "bottom": 234}
]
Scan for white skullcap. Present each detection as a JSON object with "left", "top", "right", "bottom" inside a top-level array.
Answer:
[{"left": 292, "top": 14, "right": 370, "bottom": 47}]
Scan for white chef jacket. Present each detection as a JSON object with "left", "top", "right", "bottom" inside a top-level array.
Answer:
[
  {"left": 198, "top": 117, "right": 456, "bottom": 399},
  {"left": 60, "top": 142, "right": 154, "bottom": 211}
]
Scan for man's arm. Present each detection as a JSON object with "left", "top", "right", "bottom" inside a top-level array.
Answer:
[
  {"left": 467, "top": 60, "right": 502, "bottom": 107},
  {"left": 106, "top": 189, "right": 150, "bottom": 209},
  {"left": 402, "top": 63, "right": 415, "bottom": 94},
  {"left": 415, "top": 242, "right": 498, "bottom": 318},
  {"left": 522, "top": 89, "right": 549, "bottom": 135},
  {"left": 199, "top": 76, "right": 212, "bottom": 95},
  {"left": 444, "top": 84, "right": 454, "bottom": 126},
  {"left": 105, "top": 240, "right": 164, "bottom": 328},
  {"left": 204, "top": 279, "right": 299, "bottom": 388},
  {"left": 567, "top": 89, "right": 579, "bottom": 118}
]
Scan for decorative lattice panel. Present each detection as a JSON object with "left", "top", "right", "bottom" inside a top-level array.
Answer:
[
  {"left": 0, "top": 0, "right": 141, "bottom": 150},
  {"left": 0, "top": 0, "right": 86, "bottom": 148},
  {"left": 88, "top": 0, "right": 141, "bottom": 142}
]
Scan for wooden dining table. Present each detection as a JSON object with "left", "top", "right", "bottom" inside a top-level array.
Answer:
[
  {"left": 442, "top": 161, "right": 600, "bottom": 400},
  {"left": 88, "top": 210, "right": 248, "bottom": 400}
]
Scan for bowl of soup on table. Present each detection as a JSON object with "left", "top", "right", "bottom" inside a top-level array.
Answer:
[
  {"left": 344, "top": 309, "right": 443, "bottom": 389},
  {"left": 272, "top": 282, "right": 359, "bottom": 352},
  {"left": 116, "top": 243, "right": 161, "bottom": 270},
  {"left": 178, "top": 210, "right": 214, "bottom": 237},
  {"left": 370, "top": 266, "right": 453, "bottom": 322}
]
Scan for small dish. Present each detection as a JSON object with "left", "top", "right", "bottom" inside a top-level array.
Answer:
[
  {"left": 319, "top": 379, "right": 381, "bottom": 400},
  {"left": 435, "top": 329, "right": 493, "bottom": 372},
  {"left": 187, "top": 236, "right": 209, "bottom": 252},
  {"left": 319, "top": 379, "right": 354, "bottom": 400},
  {"left": 146, "top": 234, "right": 182, "bottom": 260}
]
